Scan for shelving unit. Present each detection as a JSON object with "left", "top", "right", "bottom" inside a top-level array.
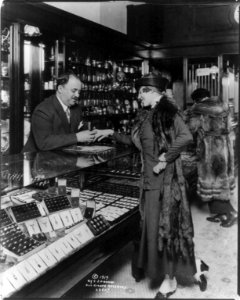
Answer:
[
  {"left": 23, "top": 33, "right": 65, "bottom": 143},
  {"left": 1, "top": 26, "right": 11, "bottom": 154},
  {"left": 66, "top": 43, "right": 142, "bottom": 132},
  {"left": 1, "top": 21, "right": 24, "bottom": 155}
]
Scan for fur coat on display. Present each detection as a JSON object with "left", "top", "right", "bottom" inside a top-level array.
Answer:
[{"left": 188, "top": 99, "right": 235, "bottom": 202}]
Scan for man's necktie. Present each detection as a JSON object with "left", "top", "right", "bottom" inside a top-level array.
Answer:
[{"left": 66, "top": 108, "right": 70, "bottom": 123}]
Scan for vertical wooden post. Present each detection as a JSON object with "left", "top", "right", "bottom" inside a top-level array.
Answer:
[
  {"left": 9, "top": 22, "right": 24, "bottom": 154},
  {"left": 218, "top": 54, "right": 223, "bottom": 103},
  {"left": 183, "top": 57, "right": 188, "bottom": 110}
]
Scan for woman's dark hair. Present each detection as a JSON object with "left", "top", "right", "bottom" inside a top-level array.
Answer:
[
  {"left": 56, "top": 72, "right": 80, "bottom": 89},
  {"left": 191, "top": 88, "right": 210, "bottom": 103}
]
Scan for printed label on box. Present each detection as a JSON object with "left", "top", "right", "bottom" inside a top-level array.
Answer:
[
  {"left": 70, "top": 208, "right": 83, "bottom": 223},
  {"left": 3, "top": 267, "right": 27, "bottom": 290},
  {"left": 25, "top": 219, "right": 41, "bottom": 236},
  {"left": 64, "top": 232, "right": 82, "bottom": 249},
  {"left": 38, "top": 248, "right": 58, "bottom": 268},
  {"left": 27, "top": 254, "right": 48, "bottom": 274},
  {"left": 37, "top": 216, "right": 53, "bottom": 233},
  {"left": 82, "top": 223, "right": 94, "bottom": 239},
  {"left": 56, "top": 238, "right": 74, "bottom": 255},
  {"left": 1, "top": 275, "right": 16, "bottom": 297},
  {"left": 59, "top": 210, "right": 74, "bottom": 227},
  {"left": 72, "top": 223, "right": 94, "bottom": 244},
  {"left": 47, "top": 242, "right": 66, "bottom": 261},
  {"left": 17, "top": 260, "right": 39, "bottom": 282},
  {"left": 49, "top": 213, "right": 64, "bottom": 230}
]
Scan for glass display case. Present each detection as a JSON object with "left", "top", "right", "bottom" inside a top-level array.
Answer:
[{"left": 0, "top": 145, "right": 141, "bottom": 298}]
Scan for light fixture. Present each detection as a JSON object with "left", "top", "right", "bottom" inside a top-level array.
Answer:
[
  {"left": 24, "top": 25, "right": 42, "bottom": 37},
  {"left": 234, "top": 4, "right": 239, "bottom": 23}
]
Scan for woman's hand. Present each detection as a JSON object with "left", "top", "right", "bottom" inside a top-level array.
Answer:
[
  {"left": 153, "top": 161, "right": 167, "bottom": 174},
  {"left": 153, "top": 152, "right": 167, "bottom": 174},
  {"left": 93, "top": 129, "right": 114, "bottom": 141}
]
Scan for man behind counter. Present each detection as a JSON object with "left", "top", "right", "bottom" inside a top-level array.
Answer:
[{"left": 23, "top": 72, "right": 97, "bottom": 152}]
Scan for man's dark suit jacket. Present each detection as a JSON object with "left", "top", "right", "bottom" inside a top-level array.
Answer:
[{"left": 23, "top": 94, "right": 85, "bottom": 152}]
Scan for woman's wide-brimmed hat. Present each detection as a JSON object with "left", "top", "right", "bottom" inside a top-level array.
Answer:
[{"left": 135, "top": 73, "right": 169, "bottom": 91}]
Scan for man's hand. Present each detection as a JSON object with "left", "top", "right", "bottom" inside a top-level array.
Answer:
[
  {"left": 76, "top": 130, "right": 97, "bottom": 143},
  {"left": 153, "top": 161, "right": 167, "bottom": 174},
  {"left": 76, "top": 156, "right": 95, "bottom": 168},
  {"left": 93, "top": 129, "right": 114, "bottom": 142}
]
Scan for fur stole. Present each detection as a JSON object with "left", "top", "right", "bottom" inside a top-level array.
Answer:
[
  {"left": 158, "top": 156, "right": 195, "bottom": 259},
  {"left": 152, "top": 96, "right": 179, "bottom": 154},
  {"left": 192, "top": 99, "right": 227, "bottom": 116}
]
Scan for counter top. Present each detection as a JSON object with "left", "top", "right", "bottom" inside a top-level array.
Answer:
[{"left": 1, "top": 144, "right": 137, "bottom": 195}]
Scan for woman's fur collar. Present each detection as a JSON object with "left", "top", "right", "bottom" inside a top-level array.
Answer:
[{"left": 153, "top": 95, "right": 178, "bottom": 130}]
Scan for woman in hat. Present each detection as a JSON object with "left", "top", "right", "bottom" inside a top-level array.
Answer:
[{"left": 94, "top": 73, "right": 208, "bottom": 298}]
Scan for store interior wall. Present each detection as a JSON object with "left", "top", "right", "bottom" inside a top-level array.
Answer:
[{"left": 45, "top": 1, "right": 144, "bottom": 34}]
